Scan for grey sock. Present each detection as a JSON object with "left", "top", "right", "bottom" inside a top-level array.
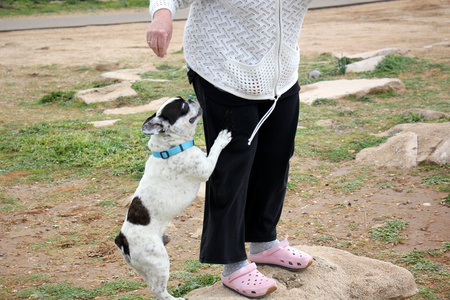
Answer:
[
  {"left": 249, "top": 240, "right": 280, "bottom": 255},
  {"left": 222, "top": 259, "right": 250, "bottom": 277}
]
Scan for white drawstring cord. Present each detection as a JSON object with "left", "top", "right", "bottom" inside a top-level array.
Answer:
[{"left": 247, "top": 98, "right": 278, "bottom": 145}]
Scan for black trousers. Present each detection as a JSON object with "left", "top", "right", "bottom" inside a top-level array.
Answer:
[{"left": 189, "top": 70, "right": 300, "bottom": 264}]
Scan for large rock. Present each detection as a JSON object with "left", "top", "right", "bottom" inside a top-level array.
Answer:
[
  {"left": 333, "top": 48, "right": 403, "bottom": 60},
  {"left": 100, "top": 69, "right": 144, "bottom": 82},
  {"left": 103, "top": 97, "right": 169, "bottom": 115},
  {"left": 346, "top": 55, "right": 385, "bottom": 73},
  {"left": 186, "top": 245, "right": 418, "bottom": 300},
  {"left": 356, "top": 123, "right": 450, "bottom": 167},
  {"left": 99, "top": 67, "right": 169, "bottom": 83},
  {"left": 300, "top": 78, "right": 405, "bottom": 105},
  {"left": 356, "top": 132, "right": 419, "bottom": 168},
  {"left": 75, "top": 82, "right": 137, "bottom": 104}
]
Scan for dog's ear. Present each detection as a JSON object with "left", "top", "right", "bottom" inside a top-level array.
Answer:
[{"left": 142, "top": 114, "right": 166, "bottom": 135}]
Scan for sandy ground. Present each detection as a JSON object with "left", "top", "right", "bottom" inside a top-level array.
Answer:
[
  {"left": 0, "top": 0, "right": 448, "bottom": 68},
  {"left": 0, "top": 0, "right": 449, "bottom": 298}
]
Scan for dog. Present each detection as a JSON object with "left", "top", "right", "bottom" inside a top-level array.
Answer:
[{"left": 115, "top": 96, "right": 232, "bottom": 300}]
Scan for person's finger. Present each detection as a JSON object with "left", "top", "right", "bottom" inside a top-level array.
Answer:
[
  {"left": 158, "top": 34, "right": 170, "bottom": 57},
  {"left": 147, "top": 32, "right": 169, "bottom": 57}
]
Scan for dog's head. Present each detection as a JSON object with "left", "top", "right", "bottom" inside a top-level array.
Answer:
[{"left": 142, "top": 96, "right": 202, "bottom": 139}]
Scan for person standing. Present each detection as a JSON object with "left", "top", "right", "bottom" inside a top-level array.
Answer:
[{"left": 147, "top": 1, "right": 313, "bottom": 297}]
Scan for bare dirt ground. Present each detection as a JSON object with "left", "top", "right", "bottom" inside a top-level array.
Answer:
[{"left": 0, "top": 0, "right": 449, "bottom": 298}]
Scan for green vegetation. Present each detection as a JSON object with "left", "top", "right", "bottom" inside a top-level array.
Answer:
[
  {"left": 0, "top": 121, "right": 148, "bottom": 177},
  {"left": 401, "top": 112, "right": 426, "bottom": 123},
  {"left": 335, "top": 56, "right": 350, "bottom": 75},
  {"left": 16, "top": 279, "right": 146, "bottom": 299},
  {"left": 0, "top": 0, "right": 149, "bottom": 17},
  {"left": 312, "top": 98, "right": 339, "bottom": 106},
  {"left": 169, "top": 274, "right": 220, "bottom": 298},
  {"left": 401, "top": 243, "right": 450, "bottom": 300},
  {"left": 39, "top": 90, "right": 77, "bottom": 104},
  {"left": 313, "top": 235, "right": 334, "bottom": 243},
  {"left": 373, "top": 54, "right": 417, "bottom": 76},
  {"left": 0, "top": 193, "right": 26, "bottom": 211},
  {"left": 317, "top": 135, "right": 389, "bottom": 162},
  {"left": 370, "top": 219, "right": 408, "bottom": 244},
  {"left": 441, "top": 194, "right": 450, "bottom": 207},
  {"left": 422, "top": 173, "right": 450, "bottom": 192},
  {"left": 167, "top": 260, "right": 221, "bottom": 298},
  {"left": 421, "top": 174, "right": 450, "bottom": 186}
]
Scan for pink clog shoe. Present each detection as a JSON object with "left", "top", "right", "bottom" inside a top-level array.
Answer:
[
  {"left": 221, "top": 263, "right": 277, "bottom": 298},
  {"left": 248, "top": 239, "right": 313, "bottom": 271}
]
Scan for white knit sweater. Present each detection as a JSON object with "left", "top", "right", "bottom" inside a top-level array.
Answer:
[{"left": 150, "top": 0, "right": 312, "bottom": 101}]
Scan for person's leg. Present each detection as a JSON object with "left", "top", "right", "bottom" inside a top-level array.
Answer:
[
  {"left": 245, "top": 84, "right": 300, "bottom": 244},
  {"left": 190, "top": 71, "right": 259, "bottom": 264},
  {"left": 241, "top": 85, "right": 313, "bottom": 270}
]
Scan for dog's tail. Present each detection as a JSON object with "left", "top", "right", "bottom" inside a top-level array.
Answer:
[{"left": 115, "top": 231, "right": 131, "bottom": 264}]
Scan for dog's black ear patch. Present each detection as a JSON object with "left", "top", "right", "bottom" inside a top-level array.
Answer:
[
  {"left": 115, "top": 231, "right": 130, "bottom": 256},
  {"left": 127, "top": 196, "right": 151, "bottom": 225},
  {"left": 159, "top": 97, "right": 190, "bottom": 125}
]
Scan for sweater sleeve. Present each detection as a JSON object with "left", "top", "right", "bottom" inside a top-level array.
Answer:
[{"left": 149, "top": 0, "right": 193, "bottom": 20}]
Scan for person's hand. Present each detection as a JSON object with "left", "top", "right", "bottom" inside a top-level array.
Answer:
[{"left": 146, "top": 9, "right": 172, "bottom": 58}]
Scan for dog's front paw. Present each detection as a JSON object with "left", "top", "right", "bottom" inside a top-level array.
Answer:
[{"left": 215, "top": 129, "right": 232, "bottom": 148}]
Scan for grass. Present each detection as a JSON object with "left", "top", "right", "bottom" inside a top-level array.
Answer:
[
  {"left": 421, "top": 174, "right": 450, "bottom": 186},
  {"left": 315, "top": 135, "right": 389, "bottom": 162},
  {"left": 168, "top": 273, "right": 220, "bottom": 299},
  {"left": 0, "top": 193, "right": 26, "bottom": 211},
  {"left": 39, "top": 91, "right": 77, "bottom": 104},
  {"left": 401, "top": 243, "right": 450, "bottom": 300},
  {"left": 0, "top": 0, "right": 149, "bottom": 17},
  {"left": 441, "top": 194, "right": 450, "bottom": 206},
  {"left": 0, "top": 120, "right": 148, "bottom": 177},
  {"left": 313, "top": 235, "right": 334, "bottom": 243},
  {"left": 15, "top": 279, "right": 147, "bottom": 299},
  {"left": 421, "top": 173, "right": 450, "bottom": 192},
  {"left": 370, "top": 219, "right": 409, "bottom": 244},
  {"left": 372, "top": 54, "right": 418, "bottom": 76},
  {"left": 312, "top": 98, "right": 339, "bottom": 106},
  {"left": 401, "top": 112, "right": 426, "bottom": 123}
]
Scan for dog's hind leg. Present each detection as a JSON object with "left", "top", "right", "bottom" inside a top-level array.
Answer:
[
  {"left": 148, "top": 271, "right": 184, "bottom": 300},
  {"left": 130, "top": 238, "right": 183, "bottom": 300}
]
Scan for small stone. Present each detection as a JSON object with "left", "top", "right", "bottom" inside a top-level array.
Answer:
[
  {"left": 346, "top": 55, "right": 385, "bottom": 73},
  {"left": 309, "top": 69, "right": 321, "bottom": 79},
  {"left": 190, "top": 228, "right": 203, "bottom": 239}
]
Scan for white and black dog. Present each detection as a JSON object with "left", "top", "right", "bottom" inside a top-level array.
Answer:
[{"left": 115, "top": 96, "right": 232, "bottom": 300}]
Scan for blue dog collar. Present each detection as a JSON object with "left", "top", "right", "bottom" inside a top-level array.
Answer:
[{"left": 152, "top": 140, "right": 194, "bottom": 159}]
